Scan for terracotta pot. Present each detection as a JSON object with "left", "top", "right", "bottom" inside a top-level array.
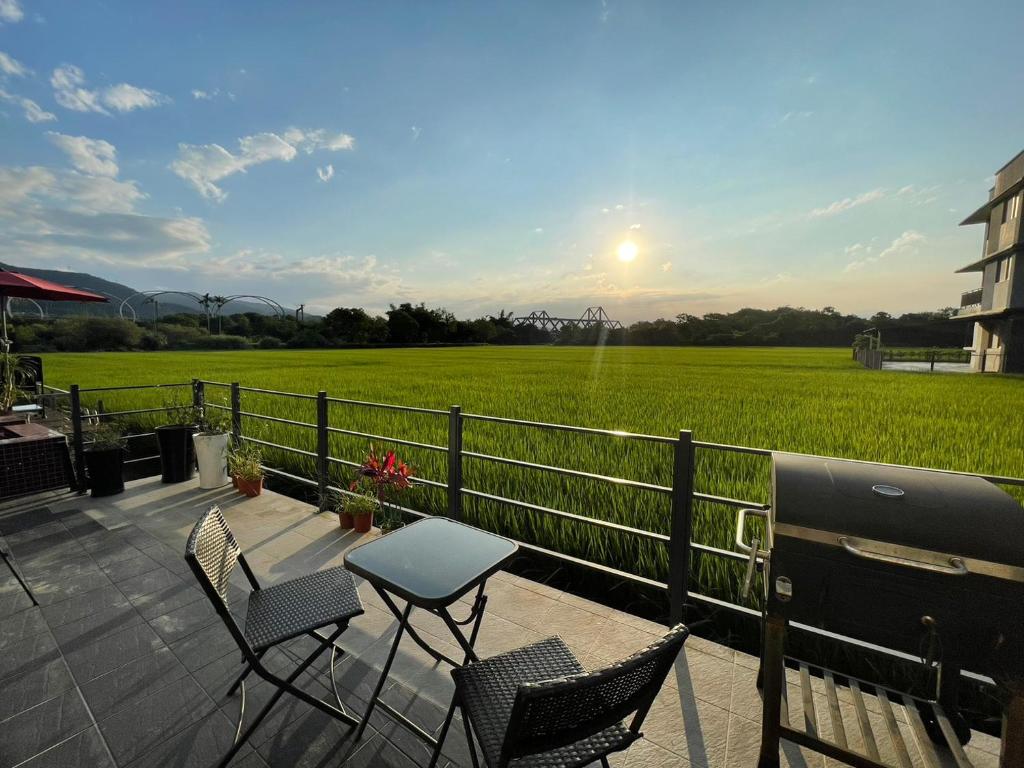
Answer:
[
  {"left": 338, "top": 511, "right": 354, "bottom": 529},
  {"left": 237, "top": 476, "right": 263, "bottom": 497},
  {"left": 353, "top": 512, "right": 373, "bottom": 533}
]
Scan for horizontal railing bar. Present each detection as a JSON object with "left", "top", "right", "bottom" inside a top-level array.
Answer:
[
  {"left": 238, "top": 410, "right": 316, "bottom": 429},
  {"left": 124, "top": 455, "right": 159, "bottom": 465},
  {"left": 410, "top": 476, "right": 447, "bottom": 490},
  {"left": 325, "top": 456, "right": 360, "bottom": 469},
  {"left": 325, "top": 426, "right": 446, "bottom": 452},
  {"left": 88, "top": 406, "right": 174, "bottom": 418},
  {"left": 694, "top": 440, "right": 773, "bottom": 456},
  {"left": 462, "top": 488, "right": 670, "bottom": 543},
  {"left": 237, "top": 385, "right": 318, "bottom": 400},
  {"left": 691, "top": 542, "right": 749, "bottom": 562},
  {"left": 77, "top": 382, "right": 192, "bottom": 393},
  {"left": 240, "top": 435, "right": 317, "bottom": 458},
  {"left": 461, "top": 412, "right": 677, "bottom": 444},
  {"left": 199, "top": 380, "right": 232, "bottom": 388},
  {"left": 263, "top": 465, "right": 319, "bottom": 487},
  {"left": 688, "top": 590, "right": 761, "bottom": 617},
  {"left": 41, "top": 385, "right": 70, "bottom": 394},
  {"left": 124, "top": 432, "right": 155, "bottom": 440},
  {"left": 326, "top": 395, "right": 447, "bottom": 416},
  {"left": 513, "top": 538, "right": 668, "bottom": 590},
  {"left": 693, "top": 492, "right": 770, "bottom": 511},
  {"left": 205, "top": 403, "right": 231, "bottom": 412},
  {"left": 463, "top": 450, "right": 672, "bottom": 494}
]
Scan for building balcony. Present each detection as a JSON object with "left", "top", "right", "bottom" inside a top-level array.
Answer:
[{"left": 958, "top": 287, "right": 984, "bottom": 316}]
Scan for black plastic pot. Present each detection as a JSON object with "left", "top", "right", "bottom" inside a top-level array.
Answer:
[
  {"left": 84, "top": 446, "right": 125, "bottom": 497},
  {"left": 156, "top": 424, "right": 198, "bottom": 483}
]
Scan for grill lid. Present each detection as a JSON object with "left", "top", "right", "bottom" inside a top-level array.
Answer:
[{"left": 771, "top": 452, "right": 1024, "bottom": 568}]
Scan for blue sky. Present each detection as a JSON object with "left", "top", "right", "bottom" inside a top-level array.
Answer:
[{"left": 1, "top": 0, "right": 1022, "bottom": 321}]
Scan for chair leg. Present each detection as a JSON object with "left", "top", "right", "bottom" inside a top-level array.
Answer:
[
  {"left": 462, "top": 708, "right": 481, "bottom": 768},
  {"left": 601, "top": 757, "right": 612, "bottom": 768},
  {"left": 1, "top": 548, "right": 38, "bottom": 607},
  {"left": 427, "top": 696, "right": 459, "bottom": 768},
  {"left": 228, "top": 650, "right": 266, "bottom": 696}
]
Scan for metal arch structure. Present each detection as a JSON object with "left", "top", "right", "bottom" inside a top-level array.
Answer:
[
  {"left": 213, "top": 294, "right": 287, "bottom": 319},
  {"left": 513, "top": 306, "right": 623, "bottom": 331},
  {"left": 3, "top": 297, "right": 45, "bottom": 319},
  {"left": 119, "top": 290, "right": 205, "bottom": 321}
]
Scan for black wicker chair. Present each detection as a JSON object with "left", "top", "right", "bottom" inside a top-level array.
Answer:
[
  {"left": 430, "top": 623, "right": 689, "bottom": 768},
  {"left": 184, "top": 506, "right": 364, "bottom": 767}
]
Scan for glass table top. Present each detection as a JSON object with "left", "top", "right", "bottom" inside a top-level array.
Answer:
[{"left": 344, "top": 517, "right": 518, "bottom": 608}]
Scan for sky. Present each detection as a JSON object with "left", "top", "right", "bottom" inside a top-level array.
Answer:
[{"left": 1, "top": 0, "right": 1023, "bottom": 323}]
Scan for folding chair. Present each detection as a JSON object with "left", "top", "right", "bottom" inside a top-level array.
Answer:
[
  {"left": 184, "top": 506, "right": 364, "bottom": 767},
  {"left": 431, "top": 623, "right": 689, "bottom": 768}
]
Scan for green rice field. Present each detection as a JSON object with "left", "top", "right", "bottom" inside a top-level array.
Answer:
[{"left": 41, "top": 346, "right": 1024, "bottom": 609}]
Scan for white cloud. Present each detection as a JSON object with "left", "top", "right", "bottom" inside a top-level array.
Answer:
[
  {"left": 103, "top": 83, "right": 168, "bottom": 112},
  {"left": 661, "top": 261, "right": 672, "bottom": 272},
  {"left": 0, "top": 50, "right": 28, "bottom": 76},
  {"left": 0, "top": 0, "right": 23, "bottom": 23},
  {"left": 51, "top": 64, "right": 169, "bottom": 114},
  {"left": 171, "top": 128, "right": 355, "bottom": 201},
  {"left": 0, "top": 165, "right": 209, "bottom": 267},
  {"left": 47, "top": 133, "right": 119, "bottom": 177},
  {"left": 0, "top": 88, "right": 55, "bottom": 122},
  {"left": 317, "top": 164, "right": 334, "bottom": 182},
  {"left": 533, "top": 227, "right": 544, "bottom": 234},
  {"left": 808, "top": 188, "right": 886, "bottom": 218},
  {"left": 411, "top": 125, "right": 421, "bottom": 141},
  {"left": 629, "top": 223, "right": 641, "bottom": 230},
  {"left": 844, "top": 230, "right": 925, "bottom": 272},
  {"left": 191, "top": 88, "right": 219, "bottom": 100}
]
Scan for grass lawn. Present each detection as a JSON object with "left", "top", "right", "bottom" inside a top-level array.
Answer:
[{"left": 41, "top": 346, "right": 1024, "bottom": 607}]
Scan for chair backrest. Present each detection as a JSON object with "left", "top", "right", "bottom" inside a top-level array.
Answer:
[
  {"left": 184, "top": 506, "right": 241, "bottom": 604},
  {"left": 501, "top": 623, "right": 689, "bottom": 764}
]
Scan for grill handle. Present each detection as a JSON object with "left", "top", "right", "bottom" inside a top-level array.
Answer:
[
  {"left": 736, "top": 508, "right": 770, "bottom": 600},
  {"left": 838, "top": 536, "right": 970, "bottom": 576}
]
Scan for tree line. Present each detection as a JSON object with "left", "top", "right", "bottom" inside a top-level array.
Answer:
[{"left": 9, "top": 303, "right": 968, "bottom": 353}]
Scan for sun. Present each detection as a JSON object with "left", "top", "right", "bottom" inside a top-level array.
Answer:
[{"left": 616, "top": 240, "right": 638, "bottom": 263}]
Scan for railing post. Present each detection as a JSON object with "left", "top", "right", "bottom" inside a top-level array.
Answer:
[
  {"left": 316, "top": 391, "right": 329, "bottom": 513},
  {"left": 230, "top": 383, "right": 241, "bottom": 443},
  {"left": 447, "top": 405, "right": 463, "bottom": 521},
  {"left": 69, "top": 384, "right": 86, "bottom": 493},
  {"left": 668, "top": 429, "right": 695, "bottom": 625},
  {"left": 192, "top": 378, "right": 205, "bottom": 413}
]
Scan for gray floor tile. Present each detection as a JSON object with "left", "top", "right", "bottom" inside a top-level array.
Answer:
[
  {"left": 13, "top": 726, "right": 114, "bottom": 768},
  {"left": 61, "top": 621, "right": 165, "bottom": 683},
  {"left": 0, "top": 688, "right": 92, "bottom": 768},
  {"left": 130, "top": 579, "right": 205, "bottom": 621},
  {"left": 51, "top": 601, "right": 144, "bottom": 652},
  {"left": 148, "top": 593, "right": 221, "bottom": 644},
  {"left": 30, "top": 571, "right": 115, "bottom": 608},
  {"left": 97, "top": 551, "right": 161, "bottom": 584},
  {"left": 124, "top": 711, "right": 257, "bottom": 766},
  {"left": 0, "top": 656, "right": 76, "bottom": 721},
  {"left": 0, "top": 606, "right": 49, "bottom": 650},
  {"left": 79, "top": 646, "right": 189, "bottom": 719},
  {"left": 40, "top": 585, "right": 127, "bottom": 629},
  {"left": 96, "top": 676, "right": 217, "bottom": 765},
  {"left": 0, "top": 630, "right": 61, "bottom": 682},
  {"left": 255, "top": 707, "right": 367, "bottom": 767},
  {"left": 25, "top": 553, "right": 103, "bottom": 587},
  {"left": 116, "top": 566, "right": 186, "bottom": 602}
]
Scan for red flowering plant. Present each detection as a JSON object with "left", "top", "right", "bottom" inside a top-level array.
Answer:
[{"left": 349, "top": 446, "right": 415, "bottom": 531}]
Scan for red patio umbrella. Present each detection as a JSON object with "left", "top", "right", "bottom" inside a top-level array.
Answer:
[{"left": 0, "top": 269, "right": 109, "bottom": 350}]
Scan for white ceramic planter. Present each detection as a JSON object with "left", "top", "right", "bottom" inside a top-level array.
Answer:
[{"left": 193, "top": 432, "right": 230, "bottom": 489}]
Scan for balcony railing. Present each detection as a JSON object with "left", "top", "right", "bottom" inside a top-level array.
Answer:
[{"left": 961, "top": 287, "right": 983, "bottom": 307}]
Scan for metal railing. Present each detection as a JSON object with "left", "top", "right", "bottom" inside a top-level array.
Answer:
[{"left": 58, "top": 378, "right": 1024, "bottom": 632}]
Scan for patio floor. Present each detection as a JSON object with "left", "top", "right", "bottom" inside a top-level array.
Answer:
[{"left": 0, "top": 478, "right": 1004, "bottom": 768}]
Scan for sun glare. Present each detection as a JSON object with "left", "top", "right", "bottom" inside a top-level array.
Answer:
[{"left": 616, "top": 240, "right": 638, "bottom": 263}]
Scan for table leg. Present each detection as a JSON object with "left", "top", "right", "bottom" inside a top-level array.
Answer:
[
  {"left": 355, "top": 601, "right": 412, "bottom": 742},
  {"left": 375, "top": 587, "right": 461, "bottom": 667}
]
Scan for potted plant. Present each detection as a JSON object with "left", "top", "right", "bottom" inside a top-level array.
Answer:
[
  {"left": 83, "top": 422, "right": 126, "bottom": 497},
  {"left": 233, "top": 442, "right": 264, "bottom": 497},
  {"left": 156, "top": 401, "right": 200, "bottom": 484},
  {"left": 192, "top": 405, "right": 230, "bottom": 489},
  {"left": 0, "top": 350, "right": 30, "bottom": 414},
  {"left": 345, "top": 493, "right": 378, "bottom": 533},
  {"left": 350, "top": 446, "right": 414, "bottom": 534}
]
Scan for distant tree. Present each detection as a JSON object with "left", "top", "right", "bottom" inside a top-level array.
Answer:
[{"left": 386, "top": 307, "right": 421, "bottom": 343}]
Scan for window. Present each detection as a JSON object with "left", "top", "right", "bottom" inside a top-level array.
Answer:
[
  {"left": 1003, "top": 193, "right": 1021, "bottom": 222},
  {"left": 996, "top": 255, "right": 1013, "bottom": 282}
]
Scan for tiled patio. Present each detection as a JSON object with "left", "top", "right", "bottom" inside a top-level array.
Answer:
[{"left": 0, "top": 478, "right": 1004, "bottom": 768}]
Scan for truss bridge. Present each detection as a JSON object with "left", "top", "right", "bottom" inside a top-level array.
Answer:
[{"left": 513, "top": 306, "right": 623, "bottom": 331}]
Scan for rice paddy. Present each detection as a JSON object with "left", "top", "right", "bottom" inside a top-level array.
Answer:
[{"left": 41, "top": 346, "right": 1024, "bottom": 609}]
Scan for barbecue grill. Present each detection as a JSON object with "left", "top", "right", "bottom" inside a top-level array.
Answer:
[{"left": 736, "top": 452, "right": 1024, "bottom": 768}]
